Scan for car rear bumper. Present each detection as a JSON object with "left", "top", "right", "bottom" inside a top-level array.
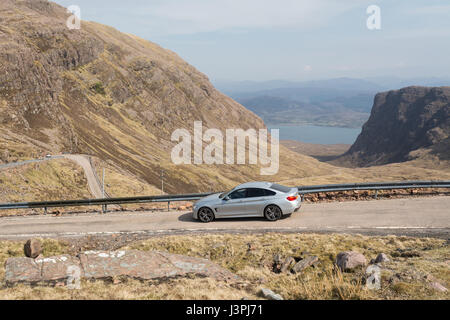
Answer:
[{"left": 281, "top": 198, "right": 302, "bottom": 215}]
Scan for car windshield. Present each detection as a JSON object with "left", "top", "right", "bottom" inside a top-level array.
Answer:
[
  {"left": 219, "top": 184, "right": 241, "bottom": 198},
  {"left": 219, "top": 189, "right": 233, "bottom": 199}
]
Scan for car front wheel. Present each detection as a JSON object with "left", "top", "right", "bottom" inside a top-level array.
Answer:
[
  {"left": 264, "top": 205, "right": 282, "bottom": 221},
  {"left": 198, "top": 207, "right": 215, "bottom": 223}
]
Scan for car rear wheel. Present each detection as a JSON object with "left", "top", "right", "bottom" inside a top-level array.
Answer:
[
  {"left": 264, "top": 205, "right": 282, "bottom": 221},
  {"left": 198, "top": 207, "right": 215, "bottom": 223}
]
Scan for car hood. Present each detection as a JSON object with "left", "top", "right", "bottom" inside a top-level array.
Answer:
[{"left": 195, "top": 193, "right": 222, "bottom": 205}]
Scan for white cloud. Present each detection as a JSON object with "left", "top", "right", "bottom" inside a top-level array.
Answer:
[
  {"left": 406, "top": 5, "right": 450, "bottom": 16},
  {"left": 136, "top": 0, "right": 360, "bottom": 35}
]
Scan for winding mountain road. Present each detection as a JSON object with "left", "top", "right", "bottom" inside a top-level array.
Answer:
[
  {"left": 0, "top": 196, "right": 448, "bottom": 240},
  {"left": 62, "top": 154, "right": 104, "bottom": 198},
  {"left": 0, "top": 154, "right": 105, "bottom": 199}
]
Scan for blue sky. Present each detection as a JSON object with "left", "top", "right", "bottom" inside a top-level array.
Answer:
[{"left": 53, "top": 0, "right": 450, "bottom": 82}]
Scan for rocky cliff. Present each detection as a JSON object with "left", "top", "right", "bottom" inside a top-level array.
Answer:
[
  {"left": 0, "top": 0, "right": 335, "bottom": 193},
  {"left": 340, "top": 86, "right": 450, "bottom": 167}
]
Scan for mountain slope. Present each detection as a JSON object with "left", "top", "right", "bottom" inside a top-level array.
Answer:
[
  {"left": 0, "top": 0, "right": 338, "bottom": 194},
  {"left": 338, "top": 86, "right": 450, "bottom": 167}
]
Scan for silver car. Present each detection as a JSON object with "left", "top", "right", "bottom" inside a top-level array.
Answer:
[{"left": 193, "top": 182, "right": 301, "bottom": 223}]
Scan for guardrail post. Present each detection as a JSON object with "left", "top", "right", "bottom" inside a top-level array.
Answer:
[
  {"left": 167, "top": 201, "right": 170, "bottom": 212},
  {"left": 44, "top": 207, "right": 47, "bottom": 215},
  {"left": 374, "top": 190, "right": 378, "bottom": 199},
  {"left": 102, "top": 204, "right": 107, "bottom": 214}
]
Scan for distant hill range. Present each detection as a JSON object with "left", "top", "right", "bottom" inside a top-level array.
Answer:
[
  {"left": 216, "top": 78, "right": 450, "bottom": 128},
  {"left": 337, "top": 86, "right": 450, "bottom": 166}
]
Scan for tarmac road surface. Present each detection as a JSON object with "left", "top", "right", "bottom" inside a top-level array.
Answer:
[{"left": 0, "top": 196, "right": 448, "bottom": 240}]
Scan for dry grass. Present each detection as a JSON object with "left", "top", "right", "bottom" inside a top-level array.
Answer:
[
  {"left": 0, "top": 233, "right": 448, "bottom": 300},
  {"left": 90, "top": 156, "right": 161, "bottom": 197},
  {"left": 0, "top": 159, "right": 91, "bottom": 204}
]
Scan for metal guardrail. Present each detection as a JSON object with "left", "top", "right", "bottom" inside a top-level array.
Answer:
[
  {"left": 296, "top": 180, "right": 450, "bottom": 194},
  {"left": 0, "top": 181, "right": 449, "bottom": 213}
]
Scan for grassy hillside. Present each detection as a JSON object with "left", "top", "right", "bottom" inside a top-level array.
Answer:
[{"left": 0, "top": 159, "right": 90, "bottom": 203}]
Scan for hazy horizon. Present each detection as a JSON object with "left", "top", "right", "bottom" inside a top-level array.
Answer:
[{"left": 53, "top": 0, "right": 450, "bottom": 82}]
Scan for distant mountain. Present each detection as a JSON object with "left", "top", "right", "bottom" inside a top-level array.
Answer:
[
  {"left": 215, "top": 77, "right": 384, "bottom": 95},
  {"left": 216, "top": 79, "right": 380, "bottom": 128},
  {"left": 366, "top": 76, "right": 450, "bottom": 91},
  {"left": 216, "top": 77, "right": 450, "bottom": 129},
  {"left": 338, "top": 86, "right": 450, "bottom": 166}
]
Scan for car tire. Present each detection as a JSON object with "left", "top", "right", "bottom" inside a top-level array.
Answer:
[
  {"left": 198, "top": 207, "right": 215, "bottom": 223},
  {"left": 264, "top": 204, "right": 282, "bottom": 221}
]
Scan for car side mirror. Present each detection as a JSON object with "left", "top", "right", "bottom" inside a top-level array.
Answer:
[{"left": 223, "top": 196, "right": 230, "bottom": 201}]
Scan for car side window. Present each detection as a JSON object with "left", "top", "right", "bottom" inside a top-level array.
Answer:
[
  {"left": 264, "top": 189, "right": 276, "bottom": 196},
  {"left": 247, "top": 188, "right": 266, "bottom": 198},
  {"left": 228, "top": 189, "right": 247, "bottom": 199}
]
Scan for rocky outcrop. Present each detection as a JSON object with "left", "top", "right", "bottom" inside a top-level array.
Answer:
[
  {"left": 4, "top": 249, "right": 239, "bottom": 285},
  {"left": 339, "top": 86, "right": 450, "bottom": 166}
]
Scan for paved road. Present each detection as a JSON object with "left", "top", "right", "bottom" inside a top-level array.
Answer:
[
  {"left": 0, "top": 156, "right": 63, "bottom": 170},
  {"left": 63, "top": 154, "right": 104, "bottom": 199},
  {"left": 0, "top": 196, "right": 448, "bottom": 240},
  {"left": 0, "top": 154, "right": 104, "bottom": 199}
]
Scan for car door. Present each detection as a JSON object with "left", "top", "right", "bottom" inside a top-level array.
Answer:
[
  {"left": 241, "top": 188, "right": 269, "bottom": 216},
  {"left": 215, "top": 188, "right": 248, "bottom": 217}
]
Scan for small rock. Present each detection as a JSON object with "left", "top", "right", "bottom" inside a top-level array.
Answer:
[
  {"left": 273, "top": 254, "right": 282, "bottom": 265},
  {"left": 247, "top": 243, "right": 256, "bottom": 251},
  {"left": 272, "top": 254, "right": 283, "bottom": 272},
  {"left": 24, "top": 239, "right": 42, "bottom": 259},
  {"left": 335, "top": 251, "right": 367, "bottom": 271},
  {"left": 292, "top": 256, "right": 319, "bottom": 273},
  {"left": 375, "top": 253, "right": 390, "bottom": 263},
  {"left": 280, "top": 257, "right": 295, "bottom": 273},
  {"left": 260, "top": 288, "right": 283, "bottom": 300},
  {"left": 424, "top": 274, "right": 436, "bottom": 282},
  {"left": 429, "top": 282, "right": 448, "bottom": 292}
]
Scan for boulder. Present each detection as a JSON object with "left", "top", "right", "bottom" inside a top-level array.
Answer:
[
  {"left": 292, "top": 256, "right": 319, "bottom": 273},
  {"left": 429, "top": 282, "right": 448, "bottom": 293},
  {"left": 335, "top": 251, "right": 367, "bottom": 271},
  {"left": 5, "top": 250, "right": 239, "bottom": 285},
  {"left": 374, "top": 253, "right": 390, "bottom": 263},
  {"left": 24, "top": 239, "right": 42, "bottom": 258},
  {"left": 260, "top": 288, "right": 283, "bottom": 300}
]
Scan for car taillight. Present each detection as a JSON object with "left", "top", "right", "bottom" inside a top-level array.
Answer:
[{"left": 287, "top": 195, "right": 299, "bottom": 201}]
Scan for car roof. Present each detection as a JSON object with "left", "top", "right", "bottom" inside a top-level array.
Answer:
[{"left": 233, "top": 181, "right": 273, "bottom": 189}]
